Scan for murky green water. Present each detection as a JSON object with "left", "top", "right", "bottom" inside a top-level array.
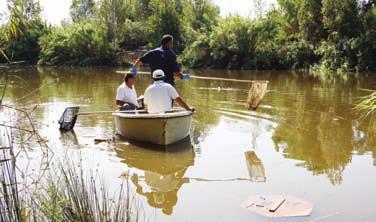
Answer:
[{"left": 1, "top": 67, "right": 376, "bottom": 221}]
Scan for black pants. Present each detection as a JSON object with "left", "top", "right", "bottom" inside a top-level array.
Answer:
[{"left": 120, "top": 102, "right": 136, "bottom": 111}]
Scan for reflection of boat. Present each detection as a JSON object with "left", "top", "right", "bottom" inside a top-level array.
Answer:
[
  {"left": 113, "top": 109, "right": 193, "bottom": 145},
  {"left": 245, "top": 151, "right": 266, "bottom": 182},
  {"left": 116, "top": 138, "right": 195, "bottom": 215}
]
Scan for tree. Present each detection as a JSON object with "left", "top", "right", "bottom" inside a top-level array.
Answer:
[
  {"left": 253, "top": 0, "right": 265, "bottom": 18},
  {"left": 208, "top": 16, "right": 259, "bottom": 69},
  {"left": 322, "top": 0, "right": 362, "bottom": 38},
  {"left": 0, "top": 0, "right": 46, "bottom": 64},
  {"left": 360, "top": 0, "right": 376, "bottom": 13},
  {"left": 70, "top": 0, "right": 95, "bottom": 22},
  {"left": 96, "top": 0, "right": 131, "bottom": 46},
  {"left": 7, "top": 0, "right": 41, "bottom": 20},
  {"left": 277, "top": 0, "right": 300, "bottom": 36},
  {"left": 147, "top": 0, "right": 184, "bottom": 50},
  {"left": 297, "top": 0, "right": 326, "bottom": 46},
  {"left": 183, "top": 0, "right": 220, "bottom": 32},
  {"left": 38, "top": 21, "right": 116, "bottom": 66}
]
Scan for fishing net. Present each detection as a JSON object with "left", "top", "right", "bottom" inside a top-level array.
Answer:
[
  {"left": 58, "top": 107, "right": 80, "bottom": 131},
  {"left": 246, "top": 81, "right": 268, "bottom": 110}
]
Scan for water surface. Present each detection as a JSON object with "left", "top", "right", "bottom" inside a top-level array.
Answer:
[{"left": 1, "top": 67, "right": 376, "bottom": 221}]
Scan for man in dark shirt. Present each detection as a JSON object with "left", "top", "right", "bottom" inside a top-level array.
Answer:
[{"left": 134, "top": 35, "right": 183, "bottom": 86}]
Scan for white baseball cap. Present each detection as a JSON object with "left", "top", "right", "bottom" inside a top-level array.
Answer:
[{"left": 152, "top": 69, "right": 165, "bottom": 79}]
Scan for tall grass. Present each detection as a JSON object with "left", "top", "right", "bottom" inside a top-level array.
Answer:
[
  {"left": 0, "top": 128, "right": 22, "bottom": 222},
  {"left": 30, "top": 161, "right": 139, "bottom": 222},
  {"left": 0, "top": 135, "right": 141, "bottom": 222},
  {"left": 0, "top": 105, "right": 140, "bottom": 222},
  {"left": 355, "top": 90, "right": 376, "bottom": 119}
]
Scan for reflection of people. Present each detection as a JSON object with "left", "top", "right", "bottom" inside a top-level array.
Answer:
[
  {"left": 116, "top": 139, "right": 195, "bottom": 215},
  {"left": 116, "top": 73, "right": 138, "bottom": 110},
  {"left": 245, "top": 151, "right": 266, "bottom": 182},
  {"left": 131, "top": 168, "right": 189, "bottom": 215},
  {"left": 144, "top": 69, "right": 194, "bottom": 113},
  {"left": 133, "top": 35, "right": 183, "bottom": 86}
]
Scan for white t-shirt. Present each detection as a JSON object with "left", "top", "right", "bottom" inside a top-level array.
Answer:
[
  {"left": 116, "top": 83, "right": 138, "bottom": 106},
  {"left": 144, "top": 81, "right": 179, "bottom": 113}
]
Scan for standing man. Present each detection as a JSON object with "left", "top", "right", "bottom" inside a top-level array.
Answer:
[
  {"left": 144, "top": 70, "right": 194, "bottom": 114},
  {"left": 133, "top": 34, "right": 184, "bottom": 86},
  {"left": 116, "top": 72, "right": 138, "bottom": 110}
]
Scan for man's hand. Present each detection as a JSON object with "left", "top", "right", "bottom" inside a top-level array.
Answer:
[
  {"left": 134, "top": 59, "right": 142, "bottom": 68},
  {"left": 181, "top": 73, "right": 190, "bottom": 80},
  {"left": 174, "top": 72, "right": 183, "bottom": 79},
  {"left": 130, "top": 65, "right": 137, "bottom": 75},
  {"left": 175, "top": 97, "right": 194, "bottom": 112}
]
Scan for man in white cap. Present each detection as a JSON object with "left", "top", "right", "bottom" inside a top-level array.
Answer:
[{"left": 144, "top": 69, "right": 194, "bottom": 114}]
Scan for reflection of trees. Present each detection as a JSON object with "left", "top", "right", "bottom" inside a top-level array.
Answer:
[
  {"left": 359, "top": 119, "right": 376, "bottom": 166},
  {"left": 116, "top": 139, "right": 195, "bottom": 215},
  {"left": 1, "top": 67, "right": 42, "bottom": 104},
  {"left": 273, "top": 115, "right": 352, "bottom": 185},
  {"left": 269, "top": 72, "right": 375, "bottom": 185}
]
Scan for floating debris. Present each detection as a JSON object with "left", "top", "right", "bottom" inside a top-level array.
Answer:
[
  {"left": 241, "top": 195, "right": 313, "bottom": 218},
  {"left": 94, "top": 138, "right": 114, "bottom": 144}
]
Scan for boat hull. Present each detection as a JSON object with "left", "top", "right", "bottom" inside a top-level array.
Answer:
[{"left": 113, "top": 110, "right": 193, "bottom": 145}]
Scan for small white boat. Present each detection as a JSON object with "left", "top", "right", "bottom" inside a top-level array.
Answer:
[{"left": 113, "top": 109, "right": 193, "bottom": 145}]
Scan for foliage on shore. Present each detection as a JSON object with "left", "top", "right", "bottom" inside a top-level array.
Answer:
[{"left": 0, "top": 0, "right": 375, "bottom": 72}]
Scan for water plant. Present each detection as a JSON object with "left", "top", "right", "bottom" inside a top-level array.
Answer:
[{"left": 355, "top": 89, "right": 376, "bottom": 119}]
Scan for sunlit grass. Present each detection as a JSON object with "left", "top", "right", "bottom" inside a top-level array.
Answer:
[
  {"left": 1, "top": 105, "right": 141, "bottom": 222},
  {"left": 355, "top": 89, "right": 376, "bottom": 119},
  {"left": 30, "top": 162, "right": 139, "bottom": 222}
]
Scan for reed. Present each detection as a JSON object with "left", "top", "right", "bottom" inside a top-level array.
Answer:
[
  {"left": 0, "top": 136, "right": 141, "bottom": 222},
  {"left": 355, "top": 90, "right": 376, "bottom": 119},
  {"left": 0, "top": 128, "right": 23, "bottom": 222},
  {"left": 30, "top": 161, "right": 139, "bottom": 222},
  {"left": 1, "top": 82, "right": 141, "bottom": 221}
]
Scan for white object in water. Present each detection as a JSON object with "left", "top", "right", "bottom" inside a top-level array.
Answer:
[{"left": 241, "top": 195, "right": 313, "bottom": 218}]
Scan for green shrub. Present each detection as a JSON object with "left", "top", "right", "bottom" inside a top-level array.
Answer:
[
  {"left": 38, "top": 21, "right": 117, "bottom": 66},
  {"left": 208, "top": 16, "right": 259, "bottom": 69},
  {"left": 147, "top": 0, "right": 184, "bottom": 51},
  {"left": 118, "top": 20, "right": 149, "bottom": 50},
  {"left": 357, "top": 7, "right": 376, "bottom": 71},
  {"left": 180, "top": 33, "right": 211, "bottom": 68},
  {"left": 0, "top": 18, "right": 47, "bottom": 64}
]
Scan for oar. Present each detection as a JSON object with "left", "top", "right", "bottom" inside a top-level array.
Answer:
[{"left": 58, "top": 107, "right": 144, "bottom": 131}]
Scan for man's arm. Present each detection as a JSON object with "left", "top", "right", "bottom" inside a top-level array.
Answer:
[
  {"left": 174, "top": 72, "right": 183, "bottom": 79},
  {"left": 134, "top": 59, "right": 142, "bottom": 69},
  {"left": 134, "top": 50, "right": 152, "bottom": 68},
  {"left": 174, "top": 97, "right": 194, "bottom": 112}
]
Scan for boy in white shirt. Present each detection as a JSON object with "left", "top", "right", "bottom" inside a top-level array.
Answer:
[
  {"left": 144, "top": 69, "right": 194, "bottom": 114},
  {"left": 116, "top": 73, "right": 138, "bottom": 110}
]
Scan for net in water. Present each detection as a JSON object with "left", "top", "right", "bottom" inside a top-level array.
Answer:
[
  {"left": 58, "top": 107, "right": 80, "bottom": 131},
  {"left": 246, "top": 81, "right": 268, "bottom": 110}
]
